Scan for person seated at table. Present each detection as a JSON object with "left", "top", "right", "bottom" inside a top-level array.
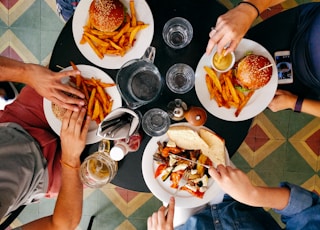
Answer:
[
  {"left": 0, "top": 56, "right": 87, "bottom": 226},
  {"left": 56, "top": 0, "right": 80, "bottom": 22},
  {"left": 9, "top": 108, "right": 90, "bottom": 230},
  {"left": 147, "top": 165, "right": 320, "bottom": 230},
  {"left": 206, "top": 2, "right": 320, "bottom": 117}
]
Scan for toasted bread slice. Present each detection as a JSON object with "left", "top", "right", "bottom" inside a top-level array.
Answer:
[
  {"left": 199, "top": 128, "right": 226, "bottom": 166},
  {"left": 167, "top": 126, "right": 209, "bottom": 150}
]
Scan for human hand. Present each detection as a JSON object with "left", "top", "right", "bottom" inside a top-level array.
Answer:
[
  {"left": 147, "top": 197, "right": 175, "bottom": 230},
  {"left": 60, "top": 108, "right": 90, "bottom": 167},
  {"left": 206, "top": 6, "right": 256, "bottom": 55},
  {"left": 209, "top": 165, "right": 257, "bottom": 205},
  {"left": 268, "top": 89, "right": 297, "bottom": 112},
  {"left": 26, "top": 64, "right": 85, "bottom": 111}
]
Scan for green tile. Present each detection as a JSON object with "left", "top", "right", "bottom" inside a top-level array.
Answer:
[
  {"left": 17, "top": 202, "right": 40, "bottom": 225},
  {"left": 231, "top": 152, "right": 252, "bottom": 173},
  {"left": 256, "top": 143, "right": 287, "bottom": 171},
  {"left": 10, "top": 27, "right": 41, "bottom": 60},
  {"left": 0, "top": 26, "right": 7, "bottom": 37},
  {"left": 263, "top": 109, "right": 291, "bottom": 138},
  {"left": 40, "top": 1, "right": 64, "bottom": 31},
  {"left": 287, "top": 113, "right": 315, "bottom": 138},
  {"left": 40, "top": 29, "right": 60, "bottom": 60},
  {"left": 82, "top": 190, "right": 100, "bottom": 216},
  {"left": 283, "top": 172, "right": 314, "bottom": 185},
  {"left": 129, "top": 218, "right": 148, "bottom": 230},
  {"left": 285, "top": 143, "right": 315, "bottom": 174},
  {"left": 129, "top": 196, "right": 162, "bottom": 219},
  {"left": 10, "top": 0, "right": 40, "bottom": 30}
]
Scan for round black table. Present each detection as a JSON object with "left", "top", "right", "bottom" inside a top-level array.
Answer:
[{"left": 49, "top": 0, "right": 253, "bottom": 192}]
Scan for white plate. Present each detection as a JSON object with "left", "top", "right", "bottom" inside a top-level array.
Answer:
[
  {"left": 72, "top": 0, "right": 154, "bottom": 69},
  {"left": 195, "top": 38, "right": 278, "bottom": 121},
  {"left": 142, "top": 123, "right": 229, "bottom": 208},
  {"left": 43, "top": 65, "right": 122, "bottom": 144}
]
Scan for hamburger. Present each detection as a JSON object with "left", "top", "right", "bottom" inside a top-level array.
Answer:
[
  {"left": 89, "top": 0, "right": 125, "bottom": 32},
  {"left": 235, "top": 54, "right": 272, "bottom": 90}
]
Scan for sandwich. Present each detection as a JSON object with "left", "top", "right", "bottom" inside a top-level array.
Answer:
[
  {"left": 166, "top": 126, "right": 226, "bottom": 166},
  {"left": 89, "top": 0, "right": 125, "bottom": 32},
  {"left": 235, "top": 54, "right": 272, "bottom": 90}
]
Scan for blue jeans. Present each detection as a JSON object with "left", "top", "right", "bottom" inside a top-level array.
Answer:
[{"left": 56, "top": 0, "right": 80, "bottom": 22}]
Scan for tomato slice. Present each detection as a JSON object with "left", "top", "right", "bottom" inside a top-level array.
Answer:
[
  {"left": 154, "top": 164, "right": 167, "bottom": 178},
  {"left": 181, "top": 186, "right": 205, "bottom": 199}
]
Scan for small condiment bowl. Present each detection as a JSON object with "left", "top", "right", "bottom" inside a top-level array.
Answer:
[{"left": 210, "top": 48, "right": 235, "bottom": 73}]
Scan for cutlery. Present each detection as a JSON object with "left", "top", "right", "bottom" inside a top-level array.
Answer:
[{"left": 169, "top": 153, "right": 211, "bottom": 169}]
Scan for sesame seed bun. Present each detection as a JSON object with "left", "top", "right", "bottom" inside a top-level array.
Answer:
[
  {"left": 89, "top": 0, "right": 125, "bottom": 32},
  {"left": 235, "top": 54, "right": 272, "bottom": 90}
]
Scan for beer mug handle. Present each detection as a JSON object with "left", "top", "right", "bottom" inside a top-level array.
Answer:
[{"left": 141, "top": 46, "right": 156, "bottom": 63}]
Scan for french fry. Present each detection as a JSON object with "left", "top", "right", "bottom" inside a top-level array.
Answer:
[
  {"left": 224, "top": 75, "right": 240, "bottom": 104},
  {"left": 70, "top": 61, "right": 82, "bottom": 88},
  {"left": 92, "top": 99, "right": 101, "bottom": 120},
  {"left": 83, "top": 35, "right": 104, "bottom": 59},
  {"left": 87, "top": 87, "right": 96, "bottom": 117},
  {"left": 130, "top": 0, "right": 137, "bottom": 27},
  {"left": 204, "top": 66, "right": 222, "bottom": 92},
  {"left": 235, "top": 90, "right": 255, "bottom": 117}
]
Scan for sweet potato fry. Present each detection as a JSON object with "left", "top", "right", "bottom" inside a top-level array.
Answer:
[
  {"left": 204, "top": 66, "right": 222, "bottom": 92},
  {"left": 70, "top": 61, "right": 82, "bottom": 88},
  {"left": 235, "top": 90, "right": 255, "bottom": 117},
  {"left": 130, "top": 0, "right": 137, "bottom": 27},
  {"left": 87, "top": 87, "right": 96, "bottom": 117},
  {"left": 224, "top": 75, "right": 240, "bottom": 105},
  {"left": 92, "top": 99, "right": 101, "bottom": 120}
]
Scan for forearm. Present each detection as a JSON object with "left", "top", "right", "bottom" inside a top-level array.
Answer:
[
  {"left": 237, "top": 0, "right": 285, "bottom": 21},
  {"left": 0, "top": 56, "right": 35, "bottom": 85},
  {"left": 22, "top": 158, "right": 83, "bottom": 230},
  {"left": 299, "top": 99, "right": 320, "bottom": 117},
  {"left": 246, "top": 186, "right": 290, "bottom": 210},
  {"left": 53, "top": 162, "right": 83, "bottom": 229}
]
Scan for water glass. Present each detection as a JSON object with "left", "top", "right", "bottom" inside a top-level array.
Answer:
[
  {"left": 166, "top": 63, "right": 195, "bottom": 94},
  {"left": 162, "top": 17, "right": 193, "bottom": 49},
  {"left": 142, "top": 108, "right": 171, "bottom": 137}
]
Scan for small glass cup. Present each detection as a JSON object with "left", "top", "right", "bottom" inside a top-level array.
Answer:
[
  {"left": 162, "top": 17, "right": 193, "bottom": 49},
  {"left": 166, "top": 63, "right": 195, "bottom": 94},
  {"left": 142, "top": 108, "right": 171, "bottom": 137},
  {"left": 79, "top": 141, "right": 117, "bottom": 188}
]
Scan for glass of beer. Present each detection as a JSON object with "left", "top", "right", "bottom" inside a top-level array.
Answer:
[{"left": 79, "top": 140, "right": 118, "bottom": 188}]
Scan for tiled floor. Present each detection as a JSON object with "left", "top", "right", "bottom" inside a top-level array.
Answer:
[{"left": 1, "top": 0, "right": 320, "bottom": 229}]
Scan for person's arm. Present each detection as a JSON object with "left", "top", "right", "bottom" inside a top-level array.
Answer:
[
  {"left": 209, "top": 165, "right": 290, "bottom": 210},
  {"left": 0, "top": 56, "right": 85, "bottom": 111},
  {"left": 268, "top": 89, "right": 320, "bottom": 117},
  {"left": 206, "top": 0, "right": 285, "bottom": 55},
  {"left": 147, "top": 197, "right": 175, "bottom": 230},
  {"left": 20, "top": 108, "right": 90, "bottom": 230}
]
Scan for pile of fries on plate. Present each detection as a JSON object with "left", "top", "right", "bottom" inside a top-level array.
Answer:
[
  {"left": 204, "top": 66, "right": 255, "bottom": 117},
  {"left": 80, "top": 0, "right": 149, "bottom": 58},
  {"left": 70, "top": 62, "right": 115, "bottom": 124}
]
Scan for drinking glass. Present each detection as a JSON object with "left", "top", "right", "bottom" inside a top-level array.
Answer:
[
  {"left": 166, "top": 63, "right": 195, "bottom": 94},
  {"left": 79, "top": 140, "right": 117, "bottom": 188},
  {"left": 162, "top": 17, "right": 193, "bottom": 49},
  {"left": 142, "top": 108, "right": 171, "bottom": 136}
]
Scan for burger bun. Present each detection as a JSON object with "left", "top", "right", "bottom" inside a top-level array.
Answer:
[
  {"left": 235, "top": 54, "right": 272, "bottom": 90},
  {"left": 89, "top": 0, "right": 125, "bottom": 32}
]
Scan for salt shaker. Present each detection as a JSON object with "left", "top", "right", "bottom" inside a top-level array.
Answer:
[{"left": 110, "top": 132, "right": 142, "bottom": 161}]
